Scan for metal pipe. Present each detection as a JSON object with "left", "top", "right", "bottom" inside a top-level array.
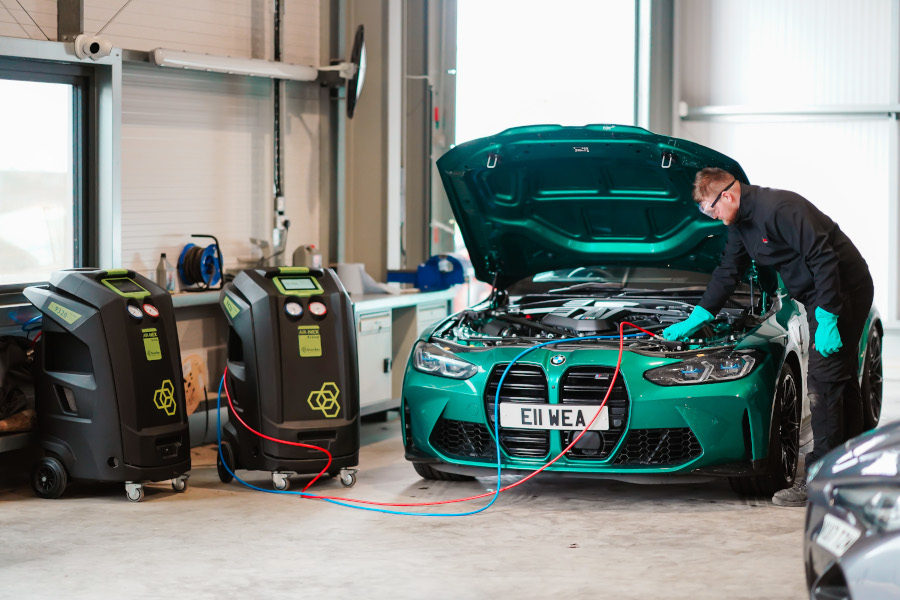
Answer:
[{"left": 679, "top": 101, "right": 900, "bottom": 121}]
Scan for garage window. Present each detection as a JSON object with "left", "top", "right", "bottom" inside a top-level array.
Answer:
[
  {"left": 455, "top": 0, "right": 637, "bottom": 143},
  {"left": 0, "top": 63, "right": 90, "bottom": 285}
]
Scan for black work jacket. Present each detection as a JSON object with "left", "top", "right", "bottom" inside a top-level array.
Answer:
[{"left": 699, "top": 184, "right": 869, "bottom": 317}]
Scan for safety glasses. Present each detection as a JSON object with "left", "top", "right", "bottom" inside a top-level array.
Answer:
[{"left": 698, "top": 179, "right": 737, "bottom": 217}]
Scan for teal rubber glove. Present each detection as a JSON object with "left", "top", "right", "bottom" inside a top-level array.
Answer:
[
  {"left": 661, "top": 306, "right": 715, "bottom": 341},
  {"left": 814, "top": 306, "right": 843, "bottom": 357}
]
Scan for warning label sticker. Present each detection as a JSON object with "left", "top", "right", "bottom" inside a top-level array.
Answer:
[
  {"left": 142, "top": 328, "right": 163, "bottom": 361},
  {"left": 298, "top": 326, "right": 322, "bottom": 357}
]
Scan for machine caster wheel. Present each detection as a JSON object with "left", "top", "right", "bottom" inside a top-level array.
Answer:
[
  {"left": 125, "top": 482, "right": 145, "bottom": 502},
  {"left": 32, "top": 456, "right": 68, "bottom": 499},
  {"left": 272, "top": 472, "right": 291, "bottom": 491},
  {"left": 339, "top": 469, "right": 358, "bottom": 487},
  {"left": 217, "top": 441, "right": 234, "bottom": 484},
  {"left": 171, "top": 475, "right": 189, "bottom": 493}
]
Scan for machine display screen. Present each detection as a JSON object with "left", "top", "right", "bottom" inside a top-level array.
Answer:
[
  {"left": 105, "top": 278, "right": 147, "bottom": 295},
  {"left": 280, "top": 277, "right": 317, "bottom": 291}
]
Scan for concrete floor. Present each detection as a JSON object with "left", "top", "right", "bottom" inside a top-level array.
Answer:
[{"left": 2, "top": 334, "right": 899, "bottom": 600}]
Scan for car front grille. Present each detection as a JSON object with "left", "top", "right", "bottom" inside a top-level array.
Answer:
[
  {"left": 430, "top": 418, "right": 496, "bottom": 460},
  {"left": 484, "top": 364, "right": 550, "bottom": 459},
  {"left": 612, "top": 428, "right": 702, "bottom": 466},
  {"left": 559, "top": 367, "right": 629, "bottom": 460}
]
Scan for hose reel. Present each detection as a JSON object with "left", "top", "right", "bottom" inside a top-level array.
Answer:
[{"left": 178, "top": 234, "right": 223, "bottom": 291}]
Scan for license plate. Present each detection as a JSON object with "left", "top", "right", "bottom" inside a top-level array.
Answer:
[
  {"left": 499, "top": 403, "right": 609, "bottom": 431},
  {"left": 816, "top": 514, "right": 861, "bottom": 557}
]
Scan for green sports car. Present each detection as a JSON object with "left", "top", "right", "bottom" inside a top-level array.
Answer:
[{"left": 401, "top": 125, "right": 883, "bottom": 496}]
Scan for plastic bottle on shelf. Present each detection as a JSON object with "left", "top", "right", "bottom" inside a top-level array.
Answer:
[
  {"left": 292, "top": 244, "right": 322, "bottom": 269},
  {"left": 156, "top": 253, "right": 176, "bottom": 293}
]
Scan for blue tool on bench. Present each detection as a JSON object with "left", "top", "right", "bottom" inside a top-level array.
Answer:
[{"left": 386, "top": 255, "right": 464, "bottom": 292}]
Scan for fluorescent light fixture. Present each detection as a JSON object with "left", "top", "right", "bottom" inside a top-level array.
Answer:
[{"left": 150, "top": 48, "right": 318, "bottom": 82}]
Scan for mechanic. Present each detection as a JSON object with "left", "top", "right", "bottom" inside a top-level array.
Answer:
[{"left": 662, "top": 167, "right": 873, "bottom": 507}]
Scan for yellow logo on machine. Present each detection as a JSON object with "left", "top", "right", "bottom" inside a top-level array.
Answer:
[
  {"left": 307, "top": 382, "right": 341, "bottom": 418},
  {"left": 153, "top": 379, "right": 177, "bottom": 416}
]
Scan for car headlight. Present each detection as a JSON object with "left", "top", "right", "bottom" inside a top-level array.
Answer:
[
  {"left": 831, "top": 485, "right": 900, "bottom": 533},
  {"left": 412, "top": 342, "right": 479, "bottom": 379},
  {"left": 643, "top": 349, "right": 760, "bottom": 386}
]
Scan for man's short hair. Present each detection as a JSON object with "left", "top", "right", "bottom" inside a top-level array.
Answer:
[{"left": 693, "top": 167, "right": 735, "bottom": 203}]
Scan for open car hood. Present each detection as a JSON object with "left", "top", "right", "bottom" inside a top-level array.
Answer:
[{"left": 437, "top": 125, "right": 749, "bottom": 289}]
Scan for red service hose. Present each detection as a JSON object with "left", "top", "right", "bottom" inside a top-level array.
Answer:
[{"left": 222, "top": 320, "right": 654, "bottom": 508}]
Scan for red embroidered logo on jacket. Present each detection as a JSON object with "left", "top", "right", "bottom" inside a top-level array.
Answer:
[{"left": 762, "top": 238, "right": 769, "bottom": 243}]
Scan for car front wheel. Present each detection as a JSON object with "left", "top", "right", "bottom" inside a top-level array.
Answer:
[{"left": 729, "top": 363, "right": 800, "bottom": 497}]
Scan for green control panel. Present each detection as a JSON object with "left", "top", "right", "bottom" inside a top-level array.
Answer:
[
  {"left": 273, "top": 276, "right": 324, "bottom": 297},
  {"left": 102, "top": 277, "right": 151, "bottom": 299}
]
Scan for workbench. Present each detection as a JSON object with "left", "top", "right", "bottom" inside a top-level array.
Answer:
[{"left": 351, "top": 289, "right": 455, "bottom": 414}]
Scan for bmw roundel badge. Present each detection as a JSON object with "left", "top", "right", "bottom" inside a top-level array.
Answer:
[{"left": 550, "top": 354, "right": 566, "bottom": 366}]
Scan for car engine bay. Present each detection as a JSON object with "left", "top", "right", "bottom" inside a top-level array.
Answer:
[{"left": 431, "top": 291, "right": 774, "bottom": 353}]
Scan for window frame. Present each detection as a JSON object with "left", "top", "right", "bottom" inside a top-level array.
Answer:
[
  {"left": 0, "top": 58, "right": 95, "bottom": 279},
  {"left": 0, "top": 39, "right": 120, "bottom": 299},
  {"left": 0, "top": 39, "right": 120, "bottom": 339}
]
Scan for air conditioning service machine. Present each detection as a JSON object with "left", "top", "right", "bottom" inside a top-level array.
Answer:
[{"left": 218, "top": 267, "right": 360, "bottom": 490}]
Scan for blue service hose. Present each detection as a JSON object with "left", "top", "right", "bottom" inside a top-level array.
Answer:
[
  {"left": 216, "top": 332, "right": 649, "bottom": 516},
  {"left": 21, "top": 315, "right": 42, "bottom": 332}
]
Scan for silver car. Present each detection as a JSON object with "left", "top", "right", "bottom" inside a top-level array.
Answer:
[{"left": 804, "top": 418, "right": 900, "bottom": 599}]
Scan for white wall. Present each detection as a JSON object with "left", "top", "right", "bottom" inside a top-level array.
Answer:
[
  {"left": 676, "top": 1, "right": 893, "bottom": 108},
  {"left": 674, "top": 0, "right": 898, "bottom": 321},
  {"left": 1, "top": 0, "right": 324, "bottom": 274},
  {"left": 0, "top": 0, "right": 56, "bottom": 40},
  {"left": 120, "top": 65, "right": 273, "bottom": 275}
]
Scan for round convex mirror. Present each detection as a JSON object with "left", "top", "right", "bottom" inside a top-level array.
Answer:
[{"left": 347, "top": 25, "right": 366, "bottom": 119}]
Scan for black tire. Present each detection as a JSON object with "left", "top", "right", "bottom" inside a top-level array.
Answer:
[
  {"left": 413, "top": 462, "right": 475, "bottom": 481},
  {"left": 861, "top": 328, "right": 883, "bottom": 431},
  {"left": 32, "top": 456, "right": 68, "bottom": 499},
  {"left": 217, "top": 440, "right": 235, "bottom": 484},
  {"left": 729, "top": 363, "right": 800, "bottom": 497}
]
